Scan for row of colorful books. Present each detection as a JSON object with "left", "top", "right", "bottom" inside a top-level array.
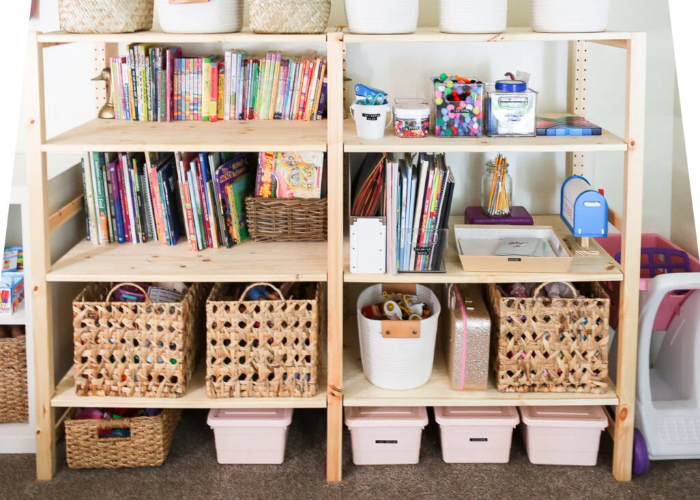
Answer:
[
  {"left": 351, "top": 153, "right": 454, "bottom": 273},
  {"left": 80, "top": 151, "right": 255, "bottom": 251},
  {"left": 110, "top": 45, "right": 328, "bottom": 123}
]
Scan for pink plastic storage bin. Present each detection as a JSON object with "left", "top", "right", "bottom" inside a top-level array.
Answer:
[
  {"left": 207, "top": 408, "right": 293, "bottom": 464},
  {"left": 345, "top": 406, "right": 428, "bottom": 465},
  {"left": 434, "top": 406, "right": 519, "bottom": 463},
  {"left": 519, "top": 406, "right": 607, "bottom": 466},
  {"left": 595, "top": 233, "right": 700, "bottom": 331}
]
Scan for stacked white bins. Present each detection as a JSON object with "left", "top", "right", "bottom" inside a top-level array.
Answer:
[
  {"left": 207, "top": 408, "right": 293, "bottom": 464},
  {"left": 345, "top": 407, "right": 428, "bottom": 465},
  {"left": 434, "top": 407, "right": 519, "bottom": 463},
  {"left": 519, "top": 406, "right": 608, "bottom": 466}
]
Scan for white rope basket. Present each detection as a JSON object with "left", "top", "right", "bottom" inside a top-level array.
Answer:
[
  {"left": 440, "top": 0, "right": 507, "bottom": 34},
  {"left": 156, "top": 0, "right": 243, "bottom": 34},
  {"left": 345, "top": 0, "right": 419, "bottom": 34},
  {"left": 357, "top": 284, "right": 441, "bottom": 390},
  {"left": 531, "top": 0, "right": 611, "bottom": 33}
]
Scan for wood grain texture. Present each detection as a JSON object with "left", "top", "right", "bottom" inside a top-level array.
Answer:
[
  {"left": 48, "top": 195, "right": 83, "bottom": 233},
  {"left": 43, "top": 118, "right": 328, "bottom": 152},
  {"left": 344, "top": 216, "right": 622, "bottom": 284},
  {"left": 47, "top": 238, "right": 328, "bottom": 282},
  {"left": 613, "top": 33, "right": 646, "bottom": 483},
  {"left": 38, "top": 30, "right": 328, "bottom": 44}
]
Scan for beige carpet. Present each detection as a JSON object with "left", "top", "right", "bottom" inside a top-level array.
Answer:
[{"left": 0, "top": 409, "right": 697, "bottom": 499}]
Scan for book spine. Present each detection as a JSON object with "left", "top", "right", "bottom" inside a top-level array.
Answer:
[
  {"left": 202, "top": 57, "right": 211, "bottom": 122},
  {"left": 128, "top": 46, "right": 138, "bottom": 120},
  {"left": 156, "top": 169, "right": 172, "bottom": 245},
  {"left": 116, "top": 154, "right": 132, "bottom": 243},
  {"left": 196, "top": 58, "right": 202, "bottom": 121},
  {"left": 210, "top": 60, "right": 218, "bottom": 122},
  {"left": 125, "top": 154, "right": 140, "bottom": 243},
  {"left": 195, "top": 160, "right": 213, "bottom": 248},
  {"left": 225, "top": 183, "right": 240, "bottom": 243},
  {"left": 147, "top": 155, "right": 166, "bottom": 243},
  {"left": 82, "top": 154, "right": 100, "bottom": 244},
  {"left": 312, "top": 61, "right": 326, "bottom": 120},
  {"left": 224, "top": 51, "right": 231, "bottom": 121},
  {"left": 120, "top": 60, "right": 130, "bottom": 121},
  {"left": 187, "top": 169, "right": 204, "bottom": 250},
  {"left": 92, "top": 153, "right": 110, "bottom": 244},
  {"left": 102, "top": 155, "right": 115, "bottom": 243},
  {"left": 110, "top": 58, "right": 121, "bottom": 120},
  {"left": 146, "top": 48, "right": 153, "bottom": 122},
  {"left": 316, "top": 77, "right": 328, "bottom": 120},
  {"left": 298, "top": 60, "right": 312, "bottom": 120},
  {"left": 136, "top": 46, "right": 145, "bottom": 121},
  {"left": 166, "top": 51, "right": 172, "bottom": 122},
  {"left": 79, "top": 156, "right": 91, "bottom": 241},
  {"left": 107, "top": 160, "right": 126, "bottom": 244},
  {"left": 304, "top": 59, "right": 320, "bottom": 121},
  {"left": 217, "top": 63, "right": 225, "bottom": 121}
]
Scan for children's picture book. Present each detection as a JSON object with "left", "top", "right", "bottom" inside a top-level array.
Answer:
[{"left": 273, "top": 152, "right": 324, "bottom": 199}]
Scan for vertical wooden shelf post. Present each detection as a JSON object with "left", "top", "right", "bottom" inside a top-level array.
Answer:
[
  {"left": 25, "top": 32, "right": 56, "bottom": 480},
  {"left": 326, "top": 31, "right": 345, "bottom": 483},
  {"left": 566, "top": 40, "right": 589, "bottom": 177},
  {"left": 613, "top": 32, "right": 647, "bottom": 482}
]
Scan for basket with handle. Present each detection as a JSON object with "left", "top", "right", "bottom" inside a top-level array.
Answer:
[
  {"left": 357, "top": 284, "right": 441, "bottom": 390},
  {"left": 487, "top": 281, "right": 610, "bottom": 393},
  {"left": 206, "top": 282, "right": 319, "bottom": 398},
  {"left": 0, "top": 336, "right": 28, "bottom": 423},
  {"left": 72, "top": 282, "right": 210, "bottom": 398},
  {"left": 59, "top": 0, "right": 155, "bottom": 34},
  {"left": 65, "top": 409, "right": 181, "bottom": 469},
  {"left": 249, "top": 0, "right": 330, "bottom": 34}
]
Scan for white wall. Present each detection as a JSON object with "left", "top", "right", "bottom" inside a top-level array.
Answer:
[{"left": 20, "top": 0, "right": 688, "bottom": 236}]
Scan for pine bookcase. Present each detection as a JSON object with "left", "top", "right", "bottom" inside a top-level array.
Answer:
[{"left": 26, "top": 28, "right": 645, "bottom": 483}]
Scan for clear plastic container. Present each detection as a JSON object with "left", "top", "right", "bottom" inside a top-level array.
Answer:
[
  {"left": 397, "top": 228, "right": 448, "bottom": 273},
  {"left": 481, "top": 159, "right": 512, "bottom": 217},
  {"left": 432, "top": 77, "right": 485, "bottom": 137},
  {"left": 394, "top": 99, "right": 430, "bottom": 138},
  {"left": 486, "top": 80, "right": 538, "bottom": 137}
]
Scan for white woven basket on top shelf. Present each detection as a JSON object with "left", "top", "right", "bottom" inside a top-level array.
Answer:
[
  {"left": 531, "top": 0, "right": 611, "bottom": 33},
  {"left": 156, "top": 0, "right": 243, "bottom": 34},
  {"left": 345, "top": 0, "right": 419, "bottom": 34},
  {"left": 357, "top": 284, "right": 441, "bottom": 390},
  {"left": 440, "top": 0, "right": 508, "bottom": 34}
]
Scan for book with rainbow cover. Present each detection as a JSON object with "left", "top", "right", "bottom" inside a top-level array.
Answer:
[{"left": 536, "top": 115, "right": 603, "bottom": 136}]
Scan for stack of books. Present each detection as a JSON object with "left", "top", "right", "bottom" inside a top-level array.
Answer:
[
  {"left": 110, "top": 46, "right": 328, "bottom": 122},
  {"left": 80, "top": 152, "right": 255, "bottom": 250}
]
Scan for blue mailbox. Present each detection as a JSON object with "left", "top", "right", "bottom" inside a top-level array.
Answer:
[{"left": 560, "top": 175, "right": 608, "bottom": 237}]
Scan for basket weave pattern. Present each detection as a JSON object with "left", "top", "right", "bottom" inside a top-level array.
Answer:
[
  {"left": 487, "top": 282, "right": 610, "bottom": 394},
  {"left": 249, "top": 0, "right": 331, "bottom": 34},
  {"left": 59, "top": 0, "right": 154, "bottom": 34},
  {"left": 0, "top": 337, "right": 29, "bottom": 423},
  {"left": 206, "top": 283, "right": 319, "bottom": 398},
  {"left": 245, "top": 197, "right": 328, "bottom": 242},
  {"left": 66, "top": 409, "right": 180, "bottom": 469},
  {"left": 72, "top": 283, "right": 209, "bottom": 398}
]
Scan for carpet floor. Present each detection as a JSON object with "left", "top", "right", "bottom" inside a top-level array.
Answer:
[{"left": 0, "top": 409, "right": 697, "bottom": 499}]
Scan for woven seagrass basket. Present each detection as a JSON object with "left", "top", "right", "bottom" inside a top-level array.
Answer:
[
  {"left": 249, "top": 0, "right": 330, "bottom": 34},
  {"left": 245, "top": 197, "right": 328, "bottom": 242},
  {"left": 72, "top": 283, "right": 209, "bottom": 398},
  {"left": 66, "top": 409, "right": 181, "bottom": 469},
  {"left": 206, "top": 282, "right": 319, "bottom": 398},
  {"left": 59, "top": 0, "right": 154, "bottom": 34},
  {"left": 0, "top": 336, "right": 29, "bottom": 424},
  {"left": 487, "top": 282, "right": 610, "bottom": 394}
]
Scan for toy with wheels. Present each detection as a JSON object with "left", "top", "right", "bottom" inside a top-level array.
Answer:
[{"left": 633, "top": 273, "right": 700, "bottom": 474}]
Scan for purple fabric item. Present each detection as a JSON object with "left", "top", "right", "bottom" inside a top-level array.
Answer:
[{"left": 465, "top": 206, "right": 534, "bottom": 225}]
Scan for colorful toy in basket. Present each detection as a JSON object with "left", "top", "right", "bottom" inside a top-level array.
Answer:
[
  {"left": 432, "top": 74, "right": 484, "bottom": 137},
  {"left": 361, "top": 290, "right": 431, "bottom": 321}
]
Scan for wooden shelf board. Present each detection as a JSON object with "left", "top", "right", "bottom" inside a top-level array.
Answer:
[
  {"left": 344, "top": 215, "right": 623, "bottom": 284},
  {"left": 53, "top": 366, "right": 327, "bottom": 409},
  {"left": 48, "top": 238, "right": 328, "bottom": 282},
  {"left": 344, "top": 115, "right": 627, "bottom": 154},
  {"left": 37, "top": 30, "right": 328, "bottom": 44},
  {"left": 343, "top": 27, "right": 633, "bottom": 44},
  {"left": 42, "top": 119, "right": 328, "bottom": 153},
  {"left": 343, "top": 318, "right": 619, "bottom": 407},
  {"left": 0, "top": 303, "right": 26, "bottom": 326}
]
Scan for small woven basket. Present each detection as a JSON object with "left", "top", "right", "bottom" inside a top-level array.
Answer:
[
  {"left": 245, "top": 197, "right": 328, "bottom": 242},
  {"left": 0, "top": 337, "right": 29, "bottom": 424},
  {"left": 206, "top": 282, "right": 319, "bottom": 398},
  {"left": 66, "top": 409, "right": 181, "bottom": 469},
  {"left": 249, "top": 0, "right": 330, "bottom": 34},
  {"left": 59, "top": 0, "right": 154, "bottom": 34},
  {"left": 72, "top": 282, "right": 209, "bottom": 398},
  {"left": 488, "top": 282, "right": 610, "bottom": 394}
]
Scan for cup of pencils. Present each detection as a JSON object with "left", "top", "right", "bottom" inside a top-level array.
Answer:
[{"left": 481, "top": 154, "right": 512, "bottom": 217}]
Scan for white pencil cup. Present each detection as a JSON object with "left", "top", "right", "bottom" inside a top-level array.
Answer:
[{"left": 350, "top": 103, "right": 393, "bottom": 140}]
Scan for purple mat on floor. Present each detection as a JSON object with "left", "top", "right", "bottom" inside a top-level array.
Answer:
[{"left": 465, "top": 206, "right": 534, "bottom": 225}]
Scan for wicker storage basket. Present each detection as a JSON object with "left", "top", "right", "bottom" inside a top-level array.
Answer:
[
  {"left": 66, "top": 409, "right": 181, "bottom": 469},
  {"left": 0, "top": 337, "right": 29, "bottom": 423},
  {"left": 72, "top": 283, "right": 209, "bottom": 398},
  {"left": 487, "top": 282, "right": 610, "bottom": 394},
  {"left": 249, "top": 0, "right": 330, "bottom": 34},
  {"left": 207, "top": 282, "right": 319, "bottom": 398},
  {"left": 59, "top": 0, "right": 154, "bottom": 34},
  {"left": 245, "top": 197, "right": 328, "bottom": 242}
]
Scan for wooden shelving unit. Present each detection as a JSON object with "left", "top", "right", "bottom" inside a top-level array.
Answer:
[{"left": 26, "top": 27, "right": 645, "bottom": 484}]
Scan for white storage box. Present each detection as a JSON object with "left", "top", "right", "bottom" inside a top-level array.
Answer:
[
  {"left": 207, "top": 408, "right": 293, "bottom": 464},
  {"left": 156, "top": 0, "right": 244, "bottom": 34},
  {"left": 350, "top": 217, "right": 387, "bottom": 274},
  {"left": 520, "top": 406, "right": 608, "bottom": 466},
  {"left": 357, "top": 284, "right": 441, "bottom": 390},
  {"left": 531, "top": 0, "right": 610, "bottom": 33},
  {"left": 345, "top": 0, "right": 419, "bottom": 34},
  {"left": 435, "top": 406, "right": 519, "bottom": 463},
  {"left": 345, "top": 406, "right": 428, "bottom": 465},
  {"left": 440, "top": 0, "right": 507, "bottom": 34}
]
